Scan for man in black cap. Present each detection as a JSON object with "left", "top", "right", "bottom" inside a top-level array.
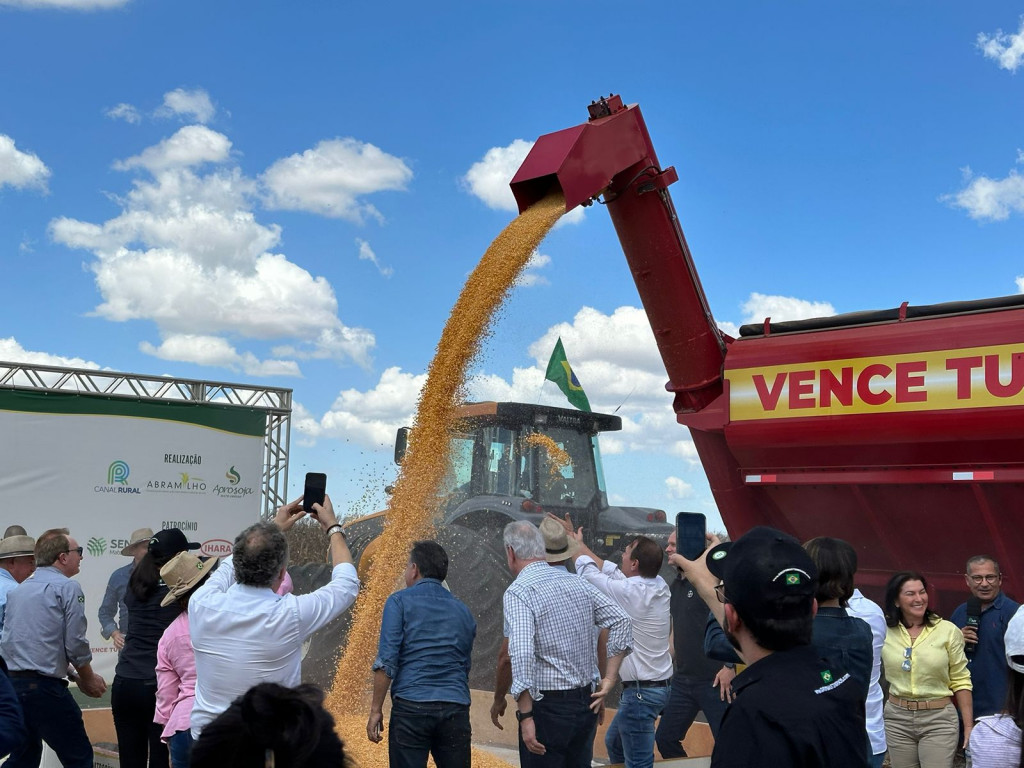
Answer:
[{"left": 669, "top": 526, "right": 867, "bottom": 767}]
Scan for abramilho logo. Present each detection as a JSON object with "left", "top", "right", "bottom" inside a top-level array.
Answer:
[
  {"left": 95, "top": 461, "right": 141, "bottom": 495},
  {"left": 201, "top": 539, "right": 233, "bottom": 557},
  {"left": 87, "top": 538, "right": 107, "bottom": 557},
  {"left": 226, "top": 466, "right": 241, "bottom": 485},
  {"left": 145, "top": 472, "right": 207, "bottom": 494}
]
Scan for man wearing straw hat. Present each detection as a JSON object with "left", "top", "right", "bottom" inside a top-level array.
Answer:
[
  {"left": 0, "top": 534, "right": 35, "bottom": 633},
  {"left": 99, "top": 527, "right": 153, "bottom": 652}
]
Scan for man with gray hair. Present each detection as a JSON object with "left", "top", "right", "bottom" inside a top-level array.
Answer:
[
  {"left": 502, "top": 520, "right": 632, "bottom": 768},
  {"left": 189, "top": 495, "right": 358, "bottom": 737}
]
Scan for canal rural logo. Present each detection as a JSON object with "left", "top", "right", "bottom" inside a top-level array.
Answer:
[
  {"left": 95, "top": 460, "right": 141, "bottom": 495},
  {"left": 87, "top": 537, "right": 106, "bottom": 557}
]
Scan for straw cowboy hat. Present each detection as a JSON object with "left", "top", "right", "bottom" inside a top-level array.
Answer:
[
  {"left": 539, "top": 516, "right": 580, "bottom": 564},
  {"left": 121, "top": 527, "right": 154, "bottom": 556},
  {"left": 160, "top": 552, "right": 219, "bottom": 607},
  {"left": 0, "top": 535, "right": 35, "bottom": 559}
]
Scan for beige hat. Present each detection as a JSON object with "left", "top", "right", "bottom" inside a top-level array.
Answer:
[
  {"left": 160, "top": 552, "right": 219, "bottom": 607},
  {"left": 0, "top": 535, "right": 35, "bottom": 559},
  {"left": 539, "top": 517, "right": 580, "bottom": 564},
  {"left": 121, "top": 528, "right": 154, "bottom": 556}
]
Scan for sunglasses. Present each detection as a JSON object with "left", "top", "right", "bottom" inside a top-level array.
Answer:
[
  {"left": 714, "top": 582, "right": 729, "bottom": 604},
  {"left": 63, "top": 547, "right": 84, "bottom": 557},
  {"left": 902, "top": 646, "right": 912, "bottom": 672}
]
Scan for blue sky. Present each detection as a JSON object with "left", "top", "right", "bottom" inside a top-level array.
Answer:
[{"left": 4, "top": 1, "right": 1024, "bottom": 533}]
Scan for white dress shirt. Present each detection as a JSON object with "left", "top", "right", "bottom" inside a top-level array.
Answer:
[
  {"left": 189, "top": 555, "right": 358, "bottom": 737},
  {"left": 575, "top": 555, "right": 672, "bottom": 683},
  {"left": 847, "top": 589, "right": 888, "bottom": 756}
]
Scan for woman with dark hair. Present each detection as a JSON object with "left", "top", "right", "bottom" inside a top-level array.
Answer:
[
  {"left": 882, "top": 571, "right": 973, "bottom": 768},
  {"left": 970, "top": 606, "right": 1024, "bottom": 768},
  {"left": 190, "top": 683, "right": 349, "bottom": 768},
  {"left": 111, "top": 528, "right": 199, "bottom": 768}
]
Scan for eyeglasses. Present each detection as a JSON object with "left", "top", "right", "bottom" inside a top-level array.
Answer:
[
  {"left": 714, "top": 582, "right": 729, "bottom": 604},
  {"left": 902, "top": 646, "right": 912, "bottom": 672},
  {"left": 63, "top": 547, "right": 84, "bottom": 557},
  {"left": 969, "top": 574, "right": 1000, "bottom": 584}
]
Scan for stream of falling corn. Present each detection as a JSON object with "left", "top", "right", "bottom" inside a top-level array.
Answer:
[{"left": 326, "top": 192, "right": 567, "bottom": 767}]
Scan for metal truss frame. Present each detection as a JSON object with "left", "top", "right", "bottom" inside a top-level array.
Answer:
[{"left": 0, "top": 360, "right": 293, "bottom": 517}]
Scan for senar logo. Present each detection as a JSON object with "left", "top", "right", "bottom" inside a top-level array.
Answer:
[
  {"left": 226, "top": 466, "right": 241, "bottom": 485},
  {"left": 201, "top": 539, "right": 233, "bottom": 557},
  {"left": 87, "top": 537, "right": 107, "bottom": 557},
  {"left": 108, "top": 461, "right": 130, "bottom": 485}
]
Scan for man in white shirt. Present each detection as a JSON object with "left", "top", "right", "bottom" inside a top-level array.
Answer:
[
  {"left": 847, "top": 588, "right": 888, "bottom": 768},
  {"left": 572, "top": 526, "right": 672, "bottom": 768},
  {"left": 189, "top": 495, "right": 358, "bottom": 737}
]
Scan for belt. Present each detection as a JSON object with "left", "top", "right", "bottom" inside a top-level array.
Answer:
[
  {"left": 888, "top": 695, "right": 952, "bottom": 711},
  {"left": 7, "top": 670, "right": 45, "bottom": 679},
  {"left": 538, "top": 685, "right": 591, "bottom": 699},
  {"left": 624, "top": 679, "right": 671, "bottom": 688}
]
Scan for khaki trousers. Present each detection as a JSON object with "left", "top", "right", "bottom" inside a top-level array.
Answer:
[{"left": 883, "top": 701, "right": 959, "bottom": 768}]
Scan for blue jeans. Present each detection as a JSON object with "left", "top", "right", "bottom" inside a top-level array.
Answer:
[
  {"left": 520, "top": 687, "right": 598, "bottom": 768},
  {"left": 168, "top": 730, "right": 193, "bottom": 768},
  {"left": 388, "top": 697, "right": 470, "bottom": 768},
  {"left": 606, "top": 683, "right": 670, "bottom": 768},
  {"left": 6, "top": 675, "right": 92, "bottom": 768},
  {"left": 655, "top": 672, "right": 730, "bottom": 758}
]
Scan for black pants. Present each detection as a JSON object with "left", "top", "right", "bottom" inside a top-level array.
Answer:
[
  {"left": 388, "top": 697, "right": 471, "bottom": 768},
  {"left": 519, "top": 687, "right": 598, "bottom": 768},
  {"left": 112, "top": 675, "right": 169, "bottom": 768}
]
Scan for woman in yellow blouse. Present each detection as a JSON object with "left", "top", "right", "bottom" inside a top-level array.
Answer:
[{"left": 882, "top": 571, "right": 973, "bottom": 768}]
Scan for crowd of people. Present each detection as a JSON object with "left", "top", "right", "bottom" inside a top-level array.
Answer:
[{"left": 0, "top": 501, "right": 1020, "bottom": 768}]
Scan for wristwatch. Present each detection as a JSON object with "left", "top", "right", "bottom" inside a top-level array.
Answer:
[
  {"left": 326, "top": 524, "right": 346, "bottom": 540},
  {"left": 515, "top": 710, "right": 534, "bottom": 722}
]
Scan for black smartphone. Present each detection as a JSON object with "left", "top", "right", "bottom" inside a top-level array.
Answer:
[
  {"left": 303, "top": 472, "right": 327, "bottom": 513},
  {"left": 675, "top": 511, "right": 707, "bottom": 561}
]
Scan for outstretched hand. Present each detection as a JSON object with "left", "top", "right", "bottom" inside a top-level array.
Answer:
[{"left": 273, "top": 498, "right": 307, "bottom": 531}]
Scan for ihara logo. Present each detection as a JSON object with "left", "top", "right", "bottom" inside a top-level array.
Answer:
[
  {"left": 201, "top": 539, "right": 233, "bottom": 557},
  {"left": 108, "top": 461, "right": 130, "bottom": 485},
  {"left": 86, "top": 538, "right": 106, "bottom": 557},
  {"left": 226, "top": 466, "right": 241, "bottom": 485}
]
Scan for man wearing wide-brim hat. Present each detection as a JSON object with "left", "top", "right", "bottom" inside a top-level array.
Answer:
[
  {"left": 0, "top": 534, "right": 36, "bottom": 632},
  {"left": 99, "top": 527, "right": 153, "bottom": 652}
]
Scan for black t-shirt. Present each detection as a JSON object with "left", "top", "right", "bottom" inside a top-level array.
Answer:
[
  {"left": 711, "top": 645, "right": 868, "bottom": 768},
  {"left": 115, "top": 584, "right": 181, "bottom": 681},
  {"left": 671, "top": 575, "right": 723, "bottom": 678}
]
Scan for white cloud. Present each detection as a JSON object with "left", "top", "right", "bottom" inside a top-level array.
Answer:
[
  {"left": 157, "top": 88, "right": 216, "bottom": 124},
  {"left": 139, "top": 335, "right": 301, "bottom": 377},
  {"left": 0, "top": 337, "right": 100, "bottom": 368},
  {"left": 50, "top": 127, "right": 375, "bottom": 370},
  {"left": 947, "top": 167, "right": 1024, "bottom": 221},
  {"left": 740, "top": 292, "right": 835, "bottom": 325},
  {"left": 978, "top": 19, "right": 1024, "bottom": 72},
  {"left": 665, "top": 476, "right": 694, "bottom": 499},
  {"left": 463, "top": 140, "right": 584, "bottom": 225},
  {"left": 262, "top": 138, "right": 412, "bottom": 221},
  {"left": 356, "top": 238, "right": 393, "bottom": 277},
  {"left": 0, "top": 134, "right": 51, "bottom": 191},
  {"left": 113, "top": 125, "right": 231, "bottom": 173},
  {"left": 516, "top": 251, "right": 551, "bottom": 287},
  {"left": 318, "top": 367, "right": 427, "bottom": 446},
  {"left": 106, "top": 103, "right": 141, "bottom": 124},
  {"left": 0, "top": 0, "right": 130, "bottom": 8}
]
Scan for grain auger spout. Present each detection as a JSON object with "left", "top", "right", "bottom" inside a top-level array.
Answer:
[{"left": 510, "top": 94, "right": 726, "bottom": 418}]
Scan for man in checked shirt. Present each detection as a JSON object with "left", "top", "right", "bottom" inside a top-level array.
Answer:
[{"left": 502, "top": 520, "right": 633, "bottom": 768}]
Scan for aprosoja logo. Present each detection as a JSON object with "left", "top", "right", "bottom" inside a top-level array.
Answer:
[
  {"left": 226, "top": 466, "right": 241, "bottom": 485},
  {"left": 108, "top": 461, "right": 130, "bottom": 485},
  {"left": 86, "top": 538, "right": 107, "bottom": 557}
]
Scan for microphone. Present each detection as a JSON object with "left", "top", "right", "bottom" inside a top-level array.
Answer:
[{"left": 965, "top": 595, "right": 982, "bottom": 658}]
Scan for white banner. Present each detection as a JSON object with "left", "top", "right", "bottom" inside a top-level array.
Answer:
[{"left": 0, "top": 391, "right": 265, "bottom": 681}]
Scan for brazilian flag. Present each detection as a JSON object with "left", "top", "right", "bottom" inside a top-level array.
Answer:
[{"left": 544, "top": 337, "right": 591, "bottom": 412}]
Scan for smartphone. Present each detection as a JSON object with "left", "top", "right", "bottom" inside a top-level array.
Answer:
[
  {"left": 303, "top": 472, "right": 327, "bottom": 513},
  {"left": 675, "top": 511, "right": 707, "bottom": 561}
]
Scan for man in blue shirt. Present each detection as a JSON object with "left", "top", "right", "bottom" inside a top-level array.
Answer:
[
  {"left": 951, "top": 555, "right": 1020, "bottom": 718},
  {"left": 367, "top": 540, "right": 476, "bottom": 768},
  {"left": 0, "top": 535, "right": 35, "bottom": 633},
  {"left": 98, "top": 526, "right": 152, "bottom": 651}
]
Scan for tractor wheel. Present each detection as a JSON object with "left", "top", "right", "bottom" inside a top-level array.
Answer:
[{"left": 436, "top": 523, "right": 513, "bottom": 692}]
